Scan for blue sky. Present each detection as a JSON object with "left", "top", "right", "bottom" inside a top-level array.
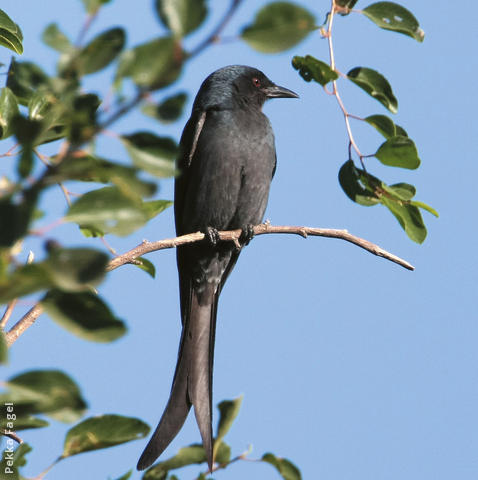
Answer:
[{"left": 1, "top": 1, "right": 477, "bottom": 479}]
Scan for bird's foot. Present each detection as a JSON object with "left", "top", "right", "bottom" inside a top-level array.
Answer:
[
  {"left": 205, "top": 227, "right": 220, "bottom": 246},
  {"left": 239, "top": 224, "right": 255, "bottom": 247}
]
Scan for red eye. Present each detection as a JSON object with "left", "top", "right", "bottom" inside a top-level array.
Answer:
[{"left": 252, "top": 77, "right": 261, "bottom": 87}]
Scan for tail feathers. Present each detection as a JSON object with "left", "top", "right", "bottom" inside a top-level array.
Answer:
[
  {"left": 137, "top": 292, "right": 217, "bottom": 471},
  {"left": 136, "top": 348, "right": 191, "bottom": 470},
  {"left": 189, "top": 293, "right": 216, "bottom": 470}
]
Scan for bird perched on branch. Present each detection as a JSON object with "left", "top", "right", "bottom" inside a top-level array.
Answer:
[{"left": 137, "top": 65, "right": 298, "bottom": 471}]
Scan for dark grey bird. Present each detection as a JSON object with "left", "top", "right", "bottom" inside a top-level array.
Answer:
[{"left": 137, "top": 65, "right": 298, "bottom": 471}]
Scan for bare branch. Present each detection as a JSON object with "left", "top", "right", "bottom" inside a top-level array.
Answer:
[
  {"left": 6, "top": 303, "right": 44, "bottom": 347},
  {"left": 107, "top": 223, "right": 414, "bottom": 272},
  {"left": 5, "top": 223, "right": 413, "bottom": 347},
  {"left": 2, "top": 429, "right": 23, "bottom": 444}
]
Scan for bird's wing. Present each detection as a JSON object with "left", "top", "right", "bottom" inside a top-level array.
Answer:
[{"left": 174, "top": 110, "right": 207, "bottom": 236}]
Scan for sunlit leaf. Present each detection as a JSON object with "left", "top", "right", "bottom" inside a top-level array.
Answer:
[
  {"left": 0, "top": 443, "right": 31, "bottom": 479},
  {"left": 142, "top": 199, "right": 173, "bottom": 220},
  {"left": 50, "top": 154, "right": 157, "bottom": 198},
  {"left": 386, "top": 182, "right": 416, "bottom": 200},
  {"left": 409, "top": 200, "right": 439, "bottom": 217},
  {"left": 120, "top": 132, "right": 177, "bottom": 178},
  {"left": 42, "top": 290, "right": 127, "bottom": 342},
  {"left": 77, "top": 28, "right": 125, "bottom": 75},
  {"left": 241, "top": 2, "right": 316, "bottom": 53},
  {"left": 338, "top": 160, "right": 380, "bottom": 206},
  {"left": 1, "top": 370, "right": 87, "bottom": 422},
  {"left": 362, "top": 2, "right": 424, "bottom": 42},
  {"left": 262, "top": 453, "right": 302, "bottom": 480},
  {"left": 292, "top": 55, "right": 338, "bottom": 86},
  {"left": 335, "top": 0, "right": 359, "bottom": 14},
  {"left": 381, "top": 196, "right": 427, "bottom": 243},
  {"left": 214, "top": 396, "right": 243, "bottom": 459},
  {"left": 81, "top": 0, "right": 112, "bottom": 14},
  {"left": 0, "top": 9, "right": 23, "bottom": 54},
  {"left": 65, "top": 186, "right": 150, "bottom": 237},
  {"left": 142, "top": 92, "right": 188, "bottom": 124},
  {"left": 347, "top": 67, "right": 397, "bottom": 113},
  {"left": 62, "top": 415, "right": 149, "bottom": 457},
  {"left": 134, "top": 257, "right": 156, "bottom": 278},
  {"left": 155, "top": 0, "right": 207, "bottom": 37},
  {"left": 375, "top": 135, "right": 420, "bottom": 169},
  {"left": 42, "top": 23, "right": 72, "bottom": 53},
  {"left": 0, "top": 87, "right": 19, "bottom": 139},
  {"left": 117, "top": 37, "right": 183, "bottom": 90},
  {"left": 364, "top": 114, "right": 396, "bottom": 138},
  {"left": 44, "top": 246, "right": 108, "bottom": 291},
  {"left": 6, "top": 59, "right": 49, "bottom": 105},
  {"left": 0, "top": 403, "right": 50, "bottom": 431}
]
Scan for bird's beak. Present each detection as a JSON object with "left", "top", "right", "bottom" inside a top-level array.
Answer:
[{"left": 264, "top": 84, "right": 299, "bottom": 99}]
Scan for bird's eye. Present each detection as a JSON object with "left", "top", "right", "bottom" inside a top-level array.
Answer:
[{"left": 252, "top": 77, "right": 261, "bottom": 88}]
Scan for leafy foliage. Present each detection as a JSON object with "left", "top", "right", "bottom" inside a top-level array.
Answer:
[{"left": 0, "top": 1, "right": 432, "bottom": 478}]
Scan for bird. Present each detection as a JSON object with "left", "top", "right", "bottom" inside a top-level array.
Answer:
[{"left": 137, "top": 65, "right": 298, "bottom": 471}]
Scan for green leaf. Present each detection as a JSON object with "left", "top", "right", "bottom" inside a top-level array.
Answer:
[
  {"left": 77, "top": 28, "right": 125, "bottom": 75},
  {"left": 155, "top": 0, "right": 207, "bottom": 37},
  {"left": 113, "top": 471, "right": 132, "bottom": 480},
  {"left": 386, "top": 182, "right": 416, "bottom": 200},
  {"left": 142, "top": 92, "right": 188, "bottom": 124},
  {"left": 409, "top": 200, "right": 439, "bottom": 217},
  {"left": 42, "top": 23, "right": 72, "bottom": 53},
  {"left": 347, "top": 67, "right": 397, "bottom": 113},
  {"left": 44, "top": 247, "right": 109, "bottom": 291},
  {"left": 381, "top": 196, "right": 427, "bottom": 243},
  {"left": 117, "top": 37, "right": 183, "bottom": 90},
  {"left": 62, "top": 415, "right": 149, "bottom": 457},
  {"left": 6, "top": 59, "right": 49, "bottom": 105},
  {"left": 1, "top": 370, "right": 87, "bottom": 422},
  {"left": 50, "top": 154, "right": 157, "bottom": 198},
  {"left": 0, "top": 411, "right": 49, "bottom": 431},
  {"left": 0, "top": 263, "right": 52, "bottom": 304},
  {"left": 0, "top": 9, "right": 23, "bottom": 54},
  {"left": 338, "top": 160, "right": 380, "bottom": 206},
  {"left": 142, "top": 200, "right": 173, "bottom": 220},
  {"left": 395, "top": 124, "right": 408, "bottom": 137},
  {"left": 0, "top": 330, "right": 7, "bottom": 364},
  {"left": 42, "top": 290, "right": 127, "bottom": 343},
  {"left": 335, "top": 0, "right": 359, "bottom": 13},
  {"left": 241, "top": 2, "right": 316, "bottom": 53},
  {"left": 214, "top": 396, "right": 243, "bottom": 459},
  {"left": 134, "top": 257, "right": 156, "bottom": 278},
  {"left": 0, "top": 87, "right": 19, "bottom": 139},
  {"left": 0, "top": 443, "right": 31, "bottom": 480},
  {"left": 364, "top": 114, "right": 396, "bottom": 139},
  {"left": 291, "top": 55, "right": 338, "bottom": 86},
  {"left": 374, "top": 135, "right": 420, "bottom": 169},
  {"left": 66, "top": 93, "right": 100, "bottom": 143},
  {"left": 65, "top": 186, "right": 150, "bottom": 237},
  {"left": 262, "top": 453, "right": 302, "bottom": 480},
  {"left": 81, "top": 0, "right": 112, "bottom": 14},
  {"left": 120, "top": 132, "right": 177, "bottom": 178},
  {"left": 0, "top": 187, "right": 39, "bottom": 248},
  {"left": 362, "top": 2, "right": 424, "bottom": 42}
]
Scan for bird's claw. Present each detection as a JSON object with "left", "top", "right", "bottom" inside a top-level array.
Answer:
[
  {"left": 239, "top": 224, "right": 255, "bottom": 247},
  {"left": 205, "top": 227, "right": 220, "bottom": 246}
]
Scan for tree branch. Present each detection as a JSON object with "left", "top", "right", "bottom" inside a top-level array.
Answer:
[
  {"left": 107, "top": 223, "right": 414, "bottom": 272},
  {"left": 5, "top": 223, "right": 413, "bottom": 347}
]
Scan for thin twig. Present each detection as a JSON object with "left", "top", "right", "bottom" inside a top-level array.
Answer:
[
  {"left": 189, "top": 0, "right": 243, "bottom": 58},
  {"left": 5, "top": 303, "right": 44, "bottom": 347},
  {"left": 0, "top": 299, "right": 18, "bottom": 329},
  {"left": 2, "top": 429, "right": 23, "bottom": 444}
]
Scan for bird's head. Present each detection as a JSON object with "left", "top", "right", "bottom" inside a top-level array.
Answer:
[{"left": 194, "top": 65, "right": 298, "bottom": 111}]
